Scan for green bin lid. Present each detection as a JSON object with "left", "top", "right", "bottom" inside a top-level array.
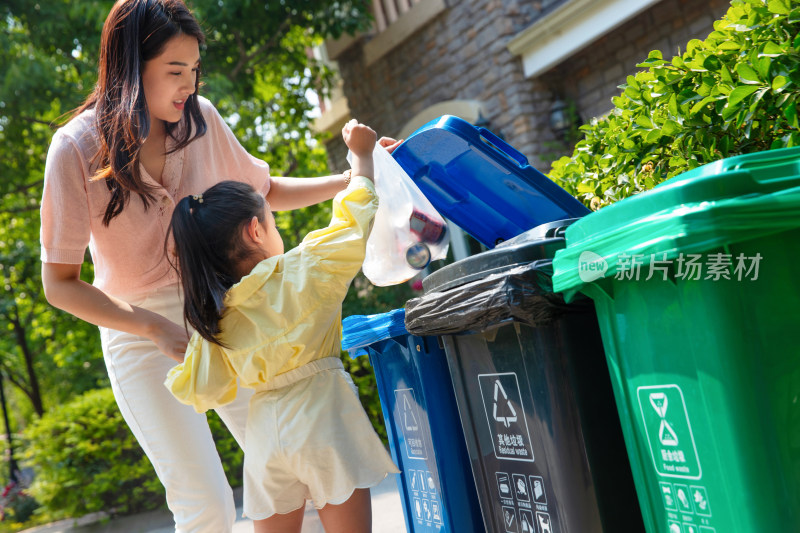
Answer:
[{"left": 553, "top": 146, "right": 800, "bottom": 297}]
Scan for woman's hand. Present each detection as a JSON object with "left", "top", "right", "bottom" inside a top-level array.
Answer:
[
  {"left": 378, "top": 137, "right": 403, "bottom": 154},
  {"left": 148, "top": 316, "right": 190, "bottom": 363},
  {"left": 342, "top": 119, "right": 377, "bottom": 158},
  {"left": 43, "top": 262, "right": 189, "bottom": 362}
]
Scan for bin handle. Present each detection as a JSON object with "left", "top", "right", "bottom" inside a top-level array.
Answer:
[
  {"left": 734, "top": 155, "right": 800, "bottom": 186},
  {"left": 552, "top": 225, "right": 569, "bottom": 239},
  {"left": 478, "top": 128, "right": 529, "bottom": 168}
]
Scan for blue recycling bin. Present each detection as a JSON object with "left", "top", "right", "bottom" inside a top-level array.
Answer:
[
  {"left": 392, "top": 115, "right": 590, "bottom": 249},
  {"left": 342, "top": 309, "right": 485, "bottom": 533}
]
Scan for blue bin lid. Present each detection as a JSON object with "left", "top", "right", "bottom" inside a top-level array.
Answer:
[
  {"left": 341, "top": 308, "right": 408, "bottom": 357},
  {"left": 392, "top": 115, "right": 590, "bottom": 248}
]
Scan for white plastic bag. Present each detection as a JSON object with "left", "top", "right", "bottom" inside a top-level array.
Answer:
[{"left": 348, "top": 145, "right": 449, "bottom": 286}]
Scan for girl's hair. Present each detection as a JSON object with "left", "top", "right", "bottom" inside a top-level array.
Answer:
[
  {"left": 76, "top": 0, "right": 207, "bottom": 226},
  {"left": 167, "top": 180, "right": 267, "bottom": 345}
]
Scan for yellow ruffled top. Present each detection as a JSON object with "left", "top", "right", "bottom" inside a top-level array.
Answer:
[{"left": 165, "top": 176, "right": 378, "bottom": 412}]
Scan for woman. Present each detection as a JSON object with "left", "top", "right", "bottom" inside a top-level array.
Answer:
[{"left": 40, "top": 1, "right": 397, "bottom": 530}]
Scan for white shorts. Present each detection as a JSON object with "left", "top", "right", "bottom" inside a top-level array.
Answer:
[{"left": 242, "top": 358, "right": 399, "bottom": 519}]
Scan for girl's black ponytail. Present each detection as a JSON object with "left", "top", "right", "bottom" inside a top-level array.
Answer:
[{"left": 166, "top": 181, "right": 266, "bottom": 346}]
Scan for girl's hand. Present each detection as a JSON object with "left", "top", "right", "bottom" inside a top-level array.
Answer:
[
  {"left": 378, "top": 137, "right": 403, "bottom": 154},
  {"left": 149, "top": 316, "right": 191, "bottom": 362},
  {"left": 342, "top": 119, "right": 377, "bottom": 158}
]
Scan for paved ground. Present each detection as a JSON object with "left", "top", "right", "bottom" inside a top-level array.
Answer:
[{"left": 21, "top": 474, "right": 406, "bottom": 533}]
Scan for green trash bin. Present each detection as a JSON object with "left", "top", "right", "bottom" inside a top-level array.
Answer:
[{"left": 552, "top": 146, "right": 800, "bottom": 533}]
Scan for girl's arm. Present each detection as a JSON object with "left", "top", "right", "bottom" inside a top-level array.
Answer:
[
  {"left": 42, "top": 263, "right": 190, "bottom": 362},
  {"left": 265, "top": 136, "right": 401, "bottom": 211}
]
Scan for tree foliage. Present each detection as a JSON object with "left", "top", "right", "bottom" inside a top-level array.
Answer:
[
  {"left": 0, "top": 0, "right": 386, "bottom": 488},
  {"left": 549, "top": 0, "right": 800, "bottom": 209}
]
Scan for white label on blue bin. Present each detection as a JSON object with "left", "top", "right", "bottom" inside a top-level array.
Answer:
[
  {"left": 413, "top": 497, "right": 423, "bottom": 521},
  {"left": 394, "top": 388, "right": 428, "bottom": 460},
  {"left": 479, "top": 373, "right": 535, "bottom": 462},
  {"left": 425, "top": 471, "right": 436, "bottom": 494},
  {"left": 422, "top": 498, "right": 433, "bottom": 523},
  {"left": 432, "top": 501, "right": 443, "bottom": 525},
  {"left": 637, "top": 384, "right": 702, "bottom": 480},
  {"left": 417, "top": 470, "right": 428, "bottom": 495}
]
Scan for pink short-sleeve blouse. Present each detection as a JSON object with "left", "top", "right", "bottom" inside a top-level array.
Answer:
[{"left": 40, "top": 96, "right": 271, "bottom": 299}]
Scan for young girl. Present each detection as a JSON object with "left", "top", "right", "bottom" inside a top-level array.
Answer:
[
  {"left": 40, "top": 1, "right": 396, "bottom": 530},
  {"left": 164, "top": 119, "right": 399, "bottom": 533}
]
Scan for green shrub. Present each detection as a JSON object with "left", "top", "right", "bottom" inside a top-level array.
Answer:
[
  {"left": 205, "top": 409, "right": 244, "bottom": 488},
  {"left": 549, "top": 0, "right": 800, "bottom": 208},
  {"left": 22, "top": 388, "right": 166, "bottom": 519},
  {"left": 22, "top": 388, "right": 244, "bottom": 521},
  {"left": 343, "top": 353, "right": 388, "bottom": 444}
]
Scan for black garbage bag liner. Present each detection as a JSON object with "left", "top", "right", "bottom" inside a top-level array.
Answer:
[{"left": 404, "top": 261, "right": 579, "bottom": 336}]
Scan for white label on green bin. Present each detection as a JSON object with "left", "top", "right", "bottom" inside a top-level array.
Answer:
[
  {"left": 395, "top": 388, "right": 428, "bottom": 460},
  {"left": 637, "top": 385, "right": 702, "bottom": 479},
  {"left": 478, "top": 373, "right": 535, "bottom": 462}
]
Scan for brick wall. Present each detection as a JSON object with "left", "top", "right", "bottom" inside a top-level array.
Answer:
[
  {"left": 327, "top": 0, "right": 731, "bottom": 173},
  {"left": 329, "top": 0, "right": 545, "bottom": 171},
  {"left": 541, "top": 0, "right": 730, "bottom": 125}
]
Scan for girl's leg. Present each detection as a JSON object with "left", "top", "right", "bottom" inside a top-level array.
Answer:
[
  {"left": 316, "top": 488, "right": 372, "bottom": 533},
  {"left": 253, "top": 506, "right": 305, "bottom": 533}
]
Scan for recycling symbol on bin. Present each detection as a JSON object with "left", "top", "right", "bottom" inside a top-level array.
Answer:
[
  {"left": 650, "top": 393, "right": 678, "bottom": 446},
  {"left": 479, "top": 373, "right": 535, "bottom": 462},
  {"left": 403, "top": 395, "right": 419, "bottom": 432},
  {"left": 637, "top": 384, "right": 702, "bottom": 479},
  {"left": 493, "top": 380, "right": 517, "bottom": 428}
]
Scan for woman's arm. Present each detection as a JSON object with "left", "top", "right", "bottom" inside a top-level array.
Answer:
[
  {"left": 266, "top": 136, "right": 402, "bottom": 211},
  {"left": 42, "top": 263, "right": 190, "bottom": 361},
  {"left": 265, "top": 174, "right": 348, "bottom": 211}
]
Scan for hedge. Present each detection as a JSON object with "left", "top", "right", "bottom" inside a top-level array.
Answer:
[{"left": 549, "top": 0, "right": 800, "bottom": 208}]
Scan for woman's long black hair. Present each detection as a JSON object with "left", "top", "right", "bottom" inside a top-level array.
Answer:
[
  {"left": 75, "top": 0, "right": 207, "bottom": 226},
  {"left": 167, "top": 181, "right": 266, "bottom": 345}
]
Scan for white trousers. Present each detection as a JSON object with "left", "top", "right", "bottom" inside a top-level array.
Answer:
[{"left": 100, "top": 284, "right": 252, "bottom": 533}]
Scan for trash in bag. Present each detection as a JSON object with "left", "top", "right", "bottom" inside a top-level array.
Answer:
[{"left": 348, "top": 145, "right": 449, "bottom": 286}]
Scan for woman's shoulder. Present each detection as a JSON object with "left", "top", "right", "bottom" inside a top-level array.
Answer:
[
  {"left": 196, "top": 94, "right": 214, "bottom": 110},
  {"left": 196, "top": 95, "right": 221, "bottom": 121},
  {"left": 57, "top": 107, "right": 96, "bottom": 137},
  {"left": 50, "top": 108, "right": 99, "bottom": 159},
  {"left": 194, "top": 95, "right": 231, "bottom": 137}
]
